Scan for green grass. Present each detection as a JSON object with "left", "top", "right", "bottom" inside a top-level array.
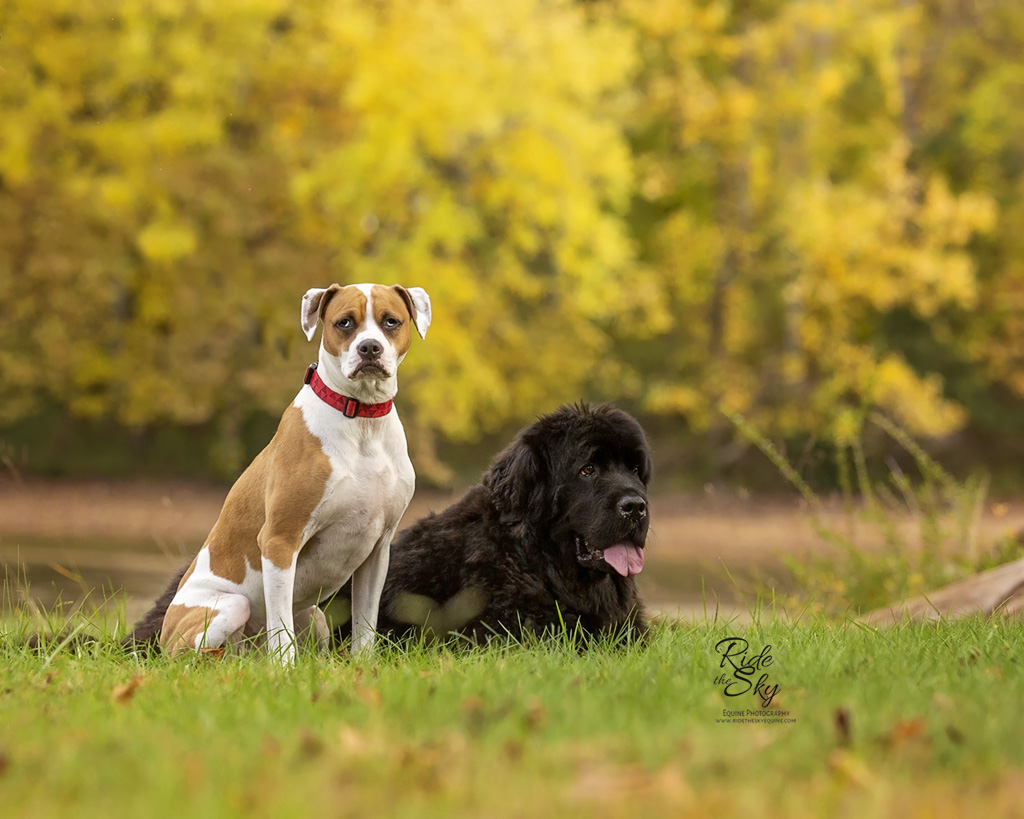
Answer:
[{"left": 2, "top": 615, "right": 1024, "bottom": 818}]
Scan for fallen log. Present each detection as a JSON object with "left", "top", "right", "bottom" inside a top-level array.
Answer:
[{"left": 862, "top": 556, "right": 1024, "bottom": 625}]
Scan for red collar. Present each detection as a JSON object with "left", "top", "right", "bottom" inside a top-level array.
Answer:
[{"left": 303, "top": 363, "right": 393, "bottom": 418}]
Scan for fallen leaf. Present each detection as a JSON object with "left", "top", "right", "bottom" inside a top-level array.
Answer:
[
  {"left": 356, "top": 686, "right": 382, "bottom": 708},
  {"left": 834, "top": 707, "right": 852, "bottom": 747},
  {"left": 504, "top": 739, "right": 524, "bottom": 761},
  {"left": 828, "top": 749, "right": 873, "bottom": 788},
  {"left": 571, "top": 761, "right": 692, "bottom": 806},
  {"left": 112, "top": 675, "right": 143, "bottom": 704},
  {"left": 886, "top": 719, "right": 926, "bottom": 745},
  {"left": 297, "top": 728, "right": 324, "bottom": 759},
  {"left": 339, "top": 726, "right": 377, "bottom": 757},
  {"left": 523, "top": 698, "right": 547, "bottom": 731},
  {"left": 461, "top": 694, "right": 487, "bottom": 733}
]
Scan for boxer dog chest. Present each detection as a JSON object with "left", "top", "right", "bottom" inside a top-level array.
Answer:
[{"left": 160, "top": 283, "right": 430, "bottom": 662}]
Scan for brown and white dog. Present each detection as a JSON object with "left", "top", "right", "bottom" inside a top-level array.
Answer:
[{"left": 160, "top": 283, "right": 430, "bottom": 663}]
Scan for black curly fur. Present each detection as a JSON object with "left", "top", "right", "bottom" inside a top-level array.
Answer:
[
  {"left": 117, "top": 563, "right": 191, "bottom": 653},
  {"left": 329, "top": 403, "right": 653, "bottom": 644}
]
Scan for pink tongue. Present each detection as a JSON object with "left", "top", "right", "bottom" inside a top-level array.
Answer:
[{"left": 602, "top": 544, "right": 645, "bottom": 577}]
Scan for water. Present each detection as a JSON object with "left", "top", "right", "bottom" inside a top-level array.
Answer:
[{"left": 1, "top": 533, "right": 782, "bottom": 626}]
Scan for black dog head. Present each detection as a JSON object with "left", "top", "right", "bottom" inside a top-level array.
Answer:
[{"left": 484, "top": 403, "right": 652, "bottom": 578}]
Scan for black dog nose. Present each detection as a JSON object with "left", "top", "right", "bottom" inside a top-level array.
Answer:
[
  {"left": 357, "top": 339, "right": 383, "bottom": 359},
  {"left": 617, "top": 495, "right": 647, "bottom": 520}
]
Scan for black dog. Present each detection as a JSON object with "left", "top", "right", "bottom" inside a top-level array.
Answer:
[
  {"left": 327, "top": 402, "right": 652, "bottom": 643},
  {"left": 125, "top": 403, "right": 652, "bottom": 649}
]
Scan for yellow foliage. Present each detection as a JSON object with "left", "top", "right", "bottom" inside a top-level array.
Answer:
[
  {"left": 0, "top": 0, "right": 652, "bottom": 452},
  {"left": 619, "top": 0, "right": 1016, "bottom": 446},
  {"left": 872, "top": 355, "right": 966, "bottom": 436},
  {"left": 831, "top": 409, "right": 862, "bottom": 448},
  {"left": 2, "top": 0, "right": 1023, "bottom": 473},
  {"left": 136, "top": 222, "right": 197, "bottom": 263}
]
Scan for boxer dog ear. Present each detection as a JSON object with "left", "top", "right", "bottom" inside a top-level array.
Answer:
[
  {"left": 392, "top": 285, "right": 431, "bottom": 339},
  {"left": 300, "top": 284, "right": 343, "bottom": 341}
]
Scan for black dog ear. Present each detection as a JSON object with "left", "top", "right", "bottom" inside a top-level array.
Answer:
[
  {"left": 639, "top": 446, "right": 653, "bottom": 486},
  {"left": 484, "top": 435, "right": 546, "bottom": 537}
]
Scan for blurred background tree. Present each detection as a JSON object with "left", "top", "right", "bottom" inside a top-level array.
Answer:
[
  {"left": 1, "top": 0, "right": 1023, "bottom": 487},
  {"left": 621, "top": 0, "right": 998, "bottom": 448}
]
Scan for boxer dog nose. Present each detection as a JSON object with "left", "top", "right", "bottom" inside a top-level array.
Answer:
[{"left": 357, "top": 339, "right": 383, "bottom": 359}]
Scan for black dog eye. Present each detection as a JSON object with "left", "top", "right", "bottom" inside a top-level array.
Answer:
[
  {"left": 579, "top": 464, "right": 596, "bottom": 478},
  {"left": 335, "top": 317, "right": 354, "bottom": 330},
  {"left": 632, "top": 466, "right": 640, "bottom": 475},
  {"left": 382, "top": 316, "right": 402, "bottom": 330}
]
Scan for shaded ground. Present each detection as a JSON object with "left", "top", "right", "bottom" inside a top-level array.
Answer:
[{"left": 3, "top": 478, "right": 1024, "bottom": 624}]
